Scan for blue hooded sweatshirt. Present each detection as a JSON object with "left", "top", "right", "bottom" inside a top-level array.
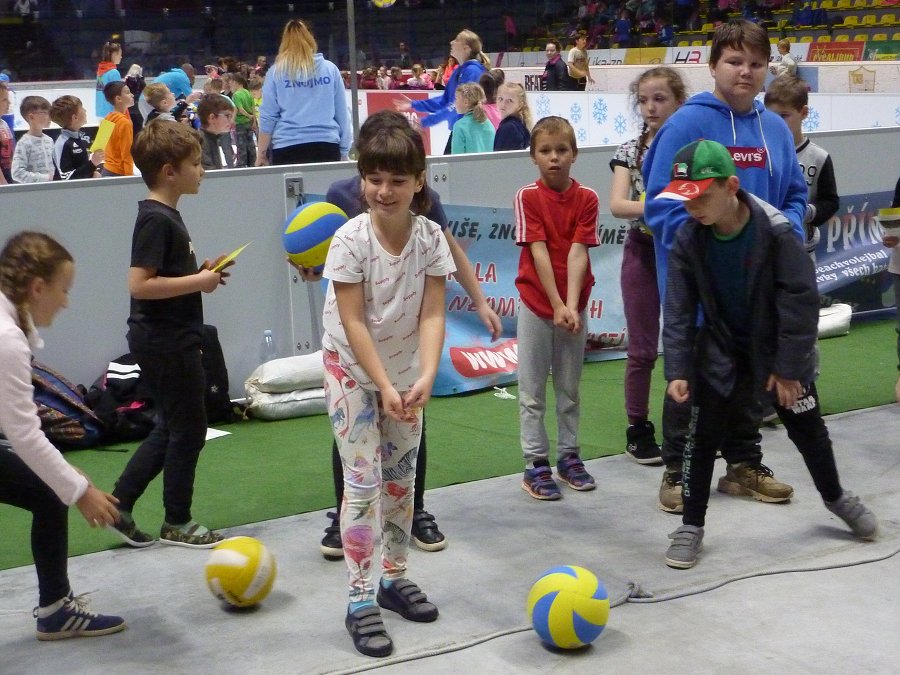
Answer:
[
  {"left": 259, "top": 53, "right": 352, "bottom": 156},
  {"left": 411, "top": 59, "right": 486, "bottom": 130},
  {"left": 643, "top": 91, "right": 807, "bottom": 299}
]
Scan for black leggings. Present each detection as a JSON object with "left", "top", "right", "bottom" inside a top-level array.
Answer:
[
  {"left": 332, "top": 416, "right": 427, "bottom": 512},
  {"left": 272, "top": 142, "right": 341, "bottom": 165},
  {"left": 0, "top": 449, "right": 70, "bottom": 606}
]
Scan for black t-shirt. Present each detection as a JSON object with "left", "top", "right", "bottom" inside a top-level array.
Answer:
[{"left": 127, "top": 199, "right": 203, "bottom": 353}]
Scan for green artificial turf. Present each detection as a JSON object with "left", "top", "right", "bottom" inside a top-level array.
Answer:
[{"left": 1, "top": 318, "right": 896, "bottom": 571}]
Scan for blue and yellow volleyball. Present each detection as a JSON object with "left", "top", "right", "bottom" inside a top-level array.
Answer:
[
  {"left": 526, "top": 565, "right": 610, "bottom": 649},
  {"left": 372, "top": 0, "right": 397, "bottom": 7},
  {"left": 282, "top": 201, "right": 348, "bottom": 271}
]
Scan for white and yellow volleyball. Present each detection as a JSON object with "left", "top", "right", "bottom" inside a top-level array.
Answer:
[{"left": 205, "top": 536, "right": 277, "bottom": 608}]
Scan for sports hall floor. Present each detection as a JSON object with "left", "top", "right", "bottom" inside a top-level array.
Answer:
[{"left": 1, "top": 405, "right": 898, "bottom": 674}]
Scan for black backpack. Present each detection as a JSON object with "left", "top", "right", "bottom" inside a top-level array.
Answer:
[
  {"left": 32, "top": 360, "right": 105, "bottom": 450},
  {"left": 201, "top": 324, "right": 241, "bottom": 424},
  {"left": 85, "top": 354, "right": 157, "bottom": 443}
]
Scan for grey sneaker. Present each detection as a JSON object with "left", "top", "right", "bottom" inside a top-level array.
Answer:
[
  {"left": 825, "top": 491, "right": 878, "bottom": 540},
  {"left": 665, "top": 525, "right": 704, "bottom": 569},
  {"left": 658, "top": 469, "right": 683, "bottom": 513}
]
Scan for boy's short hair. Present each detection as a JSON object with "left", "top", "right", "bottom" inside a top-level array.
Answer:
[
  {"left": 142, "top": 82, "right": 170, "bottom": 108},
  {"left": 103, "top": 80, "right": 127, "bottom": 104},
  {"left": 227, "top": 72, "right": 248, "bottom": 88},
  {"left": 248, "top": 74, "right": 263, "bottom": 91},
  {"left": 709, "top": 19, "right": 770, "bottom": 66},
  {"left": 777, "top": 38, "right": 791, "bottom": 52},
  {"left": 49, "top": 95, "right": 82, "bottom": 128},
  {"left": 658, "top": 140, "right": 737, "bottom": 201},
  {"left": 764, "top": 74, "right": 808, "bottom": 110},
  {"left": 529, "top": 116, "right": 577, "bottom": 157},
  {"left": 196, "top": 94, "right": 235, "bottom": 128},
  {"left": 20, "top": 95, "right": 50, "bottom": 118},
  {"left": 204, "top": 78, "right": 225, "bottom": 94},
  {"left": 132, "top": 119, "right": 202, "bottom": 189}
]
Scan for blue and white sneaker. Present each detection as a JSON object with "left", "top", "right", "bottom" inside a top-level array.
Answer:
[{"left": 34, "top": 593, "right": 126, "bottom": 641}]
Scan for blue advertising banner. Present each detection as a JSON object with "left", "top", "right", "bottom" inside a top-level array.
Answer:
[
  {"left": 434, "top": 205, "right": 630, "bottom": 396},
  {"left": 812, "top": 190, "right": 895, "bottom": 314}
]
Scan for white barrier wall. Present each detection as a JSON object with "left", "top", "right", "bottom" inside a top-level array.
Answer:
[{"left": 0, "top": 126, "right": 897, "bottom": 396}]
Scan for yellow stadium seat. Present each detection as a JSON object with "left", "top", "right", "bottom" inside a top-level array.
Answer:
[
  {"left": 872, "top": 32, "right": 888, "bottom": 39},
  {"left": 800, "top": 34, "right": 814, "bottom": 41},
  {"left": 701, "top": 23, "right": 715, "bottom": 31},
  {"left": 841, "top": 14, "right": 860, "bottom": 25},
  {"left": 893, "top": 31, "right": 900, "bottom": 39},
  {"left": 879, "top": 13, "right": 896, "bottom": 24},
  {"left": 820, "top": 0, "right": 836, "bottom": 8},
  {"left": 691, "top": 39, "right": 704, "bottom": 46},
  {"left": 677, "top": 40, "right": 690, "bottom": 46},
  {"left": 835, "top": 33, "right": 851, "bottom": 40},
  {"left": 837, "top": 0, "right": 852, "bottom": 7},
  {"left": 854, "top": 33, "right": 868, "bottom": 40},
  {"left": 861, "top": 14, "right": 877, "bottom": 24},
  {"left": 851, "top": 0, "right": 868, "bottom": 7},
  {"left": 817, "top": 34, "right": 832, "bottom": 40}
]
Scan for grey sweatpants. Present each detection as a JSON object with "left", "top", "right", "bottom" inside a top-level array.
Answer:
[{"left": 517, "top": 302, "right": 587, "bottom": 467}]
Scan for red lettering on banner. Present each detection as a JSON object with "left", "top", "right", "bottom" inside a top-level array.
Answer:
[
  {"left": 806, "top": 42, "right": 865, "bottom": 62},
  {"left": 727, "top": 146, "right": 767, "bottom": 170},
  {"left": 588, "top": 299, "right": 603, "bottom": 319},
  {"left": 450, "top": 340, "right": 519, "bottom": 377}
]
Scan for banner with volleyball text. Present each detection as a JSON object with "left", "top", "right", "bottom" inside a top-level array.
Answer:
[{"left": 433, "top": 205, "right": 629, "bottom": 396}]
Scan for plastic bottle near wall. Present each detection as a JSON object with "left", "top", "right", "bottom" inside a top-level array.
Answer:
[{"left": 261, "top": 329, "right": 277, "bottom": 363}]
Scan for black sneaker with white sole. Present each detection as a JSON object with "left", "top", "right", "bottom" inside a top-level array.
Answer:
[
  {"left": 625, "top": 420, "right": 663, "bottom": 465},
  {"left": 320, "top": 511, "right": 343, "bottom": 559}
]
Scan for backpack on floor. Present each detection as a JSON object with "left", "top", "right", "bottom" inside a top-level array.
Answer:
[
  {"left": 85, "top": 354, "right": 156, "bottom": 443},
  {"left": 201, "top": 324, "right": 241, "bottom": 424},
  {"left": 32, "top": 360, "right": 105, "bottom": 450}
]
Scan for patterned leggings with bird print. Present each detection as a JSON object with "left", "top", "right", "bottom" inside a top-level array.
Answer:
[{"left": 323, "top": 349, "right": 423, "bottom": 603}]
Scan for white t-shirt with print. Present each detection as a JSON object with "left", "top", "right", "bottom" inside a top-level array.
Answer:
[{"left": 322, "top": 212, "right": 456, "bottom": 390}]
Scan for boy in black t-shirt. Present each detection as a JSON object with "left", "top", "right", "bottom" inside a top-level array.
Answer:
[
  {"left": 49, "top": 95, "right": 103, "bottom": 180},
  {"left": 108, "top": 119, "right": 235, "bottom": 549}
]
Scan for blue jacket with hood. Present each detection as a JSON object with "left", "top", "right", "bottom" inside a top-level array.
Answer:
[
  {"left": 411, "top": 59, "right": 486, "bottom": 130},
  {"left": 643, "top": 92, "right": 807, "bottom": 299},
  {"left": 259, "top": 53, "right": 352, "bottom": 155}
]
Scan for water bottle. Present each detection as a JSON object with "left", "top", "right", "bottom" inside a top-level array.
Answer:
[{"left": 261, "top": 329, "right": 277, "bottom": 363}]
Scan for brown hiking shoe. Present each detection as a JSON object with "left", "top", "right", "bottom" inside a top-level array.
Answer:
[
  {"left": 717, "top": 462, "right": 793, "bottom": 502},
  {"left": 658, "top": 469, "right": 683, "bottom": 513}
]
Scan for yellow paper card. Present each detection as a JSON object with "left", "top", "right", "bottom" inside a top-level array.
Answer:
[
  {"left": 90, "top": 119, "right": 115, "bottom": 152},
  {"left": 211, "top": 241, "right": 252, "bottom": 272}
]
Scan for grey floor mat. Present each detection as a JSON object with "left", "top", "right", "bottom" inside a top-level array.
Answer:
[{"left": 0, "top": 406, "right": 897, "bottom": 674}]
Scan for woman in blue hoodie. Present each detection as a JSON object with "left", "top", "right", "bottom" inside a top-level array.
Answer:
[
  {"left": 395, "top": 29, "right": 490, "bottom": 154},
  {"left": 256, "top": 19, "right": 351, "bottom": 166}
]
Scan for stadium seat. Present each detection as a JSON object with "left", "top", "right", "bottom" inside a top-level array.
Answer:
[
  {"left": 817, "top": 34, "right": 832, "bottom": 40},
  {"left": 854, "top": 33, "right": 869, "bottom": 40},
  {"left": 894, "top": 31, "right": 900, "bottom": 39},
  {"left": 701, "top": 23, "right": 715, "bottom": 31},
  {"left": 677, "top": 40, "right": 690, "bottom": 46},
  {"left": 851, "top": 0, "right": 868, "bottom": 7},
  {"left": 861, "top": 14, "right": 877, "bottom": 24},
  {"left": 820, "top": 0, "right": 836, "bottom": 8},
  {"left": 835, "top": 33, "right": 851, "bottom": 39},
  {"left": 837, "top": 0, "right": 852, "bottom": 8},
  {"left": 872, "top": 32, "right": 888, "bottom": 39},
  {"left": 841, "top": 14, "right": 860, "bottom": 25},
  {"left": 879, "top": 13, "right": 896, "bottom": 24},
  {"left": 800, "top": 34, "right": 815, "bottom": 41}
]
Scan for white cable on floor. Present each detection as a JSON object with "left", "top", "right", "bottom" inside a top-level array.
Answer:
[{"left": 324, "top": 542, "right": 900, "bottom": 675}]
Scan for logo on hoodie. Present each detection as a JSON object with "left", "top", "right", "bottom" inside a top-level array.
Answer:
[{"left": 727, "top": 146, "right": 767, "bottom": 170}]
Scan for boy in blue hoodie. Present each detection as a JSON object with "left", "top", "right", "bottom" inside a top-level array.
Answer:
[{"left": 643, "top": 19, "right": 808, "bottom": 514}]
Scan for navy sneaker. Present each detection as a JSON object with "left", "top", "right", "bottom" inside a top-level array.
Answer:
[
  {"left": 34, "top": 593, "right": 125, "bottom": 641},
  {"left": 556, "top": 455, "right": 596, "bottom": 491},
  {"left": 411, "top": 509, "right": 447, "bottom": 552},
  {"left": 376, "top": 579, "right": 438, "bottom": 622},
  {"left": 522, "top": 465, "right": 561, "bottom": 500}
]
